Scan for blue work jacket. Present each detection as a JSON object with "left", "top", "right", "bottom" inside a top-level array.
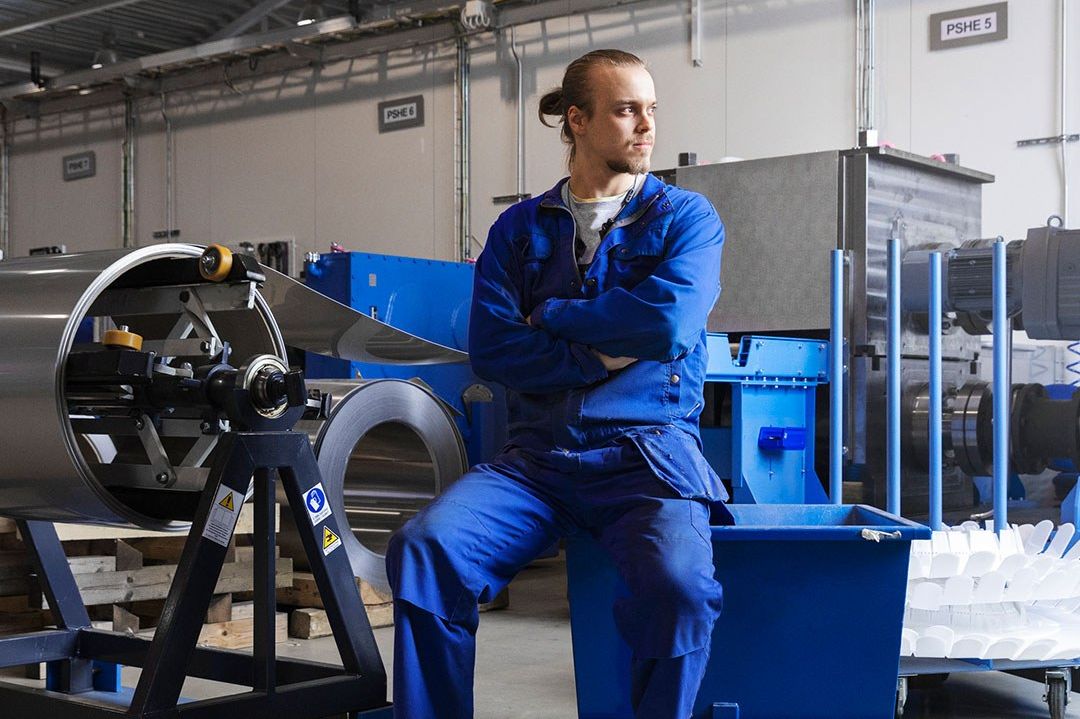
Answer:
[{"left": 468, "top": 173, "right": 728, "bottom": 502}]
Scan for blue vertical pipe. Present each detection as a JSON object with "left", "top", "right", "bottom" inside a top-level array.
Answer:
[
  {"left": 992, "top": 239, "right": 1009, "bottom": 533},
  {"left": 928, "top": 252, "right": 943, "bottom": 530},
  {"left": 887, "top": 238, "right": 902, "bottom": 516},
  {"left": 830, "top": 249, "right": 844, "bottom": 504}
]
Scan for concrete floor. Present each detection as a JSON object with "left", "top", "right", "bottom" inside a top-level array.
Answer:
[{"left": 0, "top": 552, "right": 1076, "bottom": 717}]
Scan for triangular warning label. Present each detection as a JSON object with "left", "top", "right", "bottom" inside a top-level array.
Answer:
[
  {"left": 218, "top": 492, "right": 235, "bottom": 512},
  {"left": 323, "top": 526, "right": 340, "bottom": 550}
]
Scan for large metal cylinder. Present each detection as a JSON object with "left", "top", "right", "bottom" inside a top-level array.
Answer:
[
  {"left": 287, "top": 379, "right": 468, "bottom": 591},
  {"left": 0, "top": 244, "right": 285, "bottom": 529}
]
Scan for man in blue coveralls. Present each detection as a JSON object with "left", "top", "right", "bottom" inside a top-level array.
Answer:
[{"left": 386, "top": 49, "right": 726, "bottom": 718}]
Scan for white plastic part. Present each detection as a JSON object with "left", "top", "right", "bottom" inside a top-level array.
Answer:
[
  {"left": 1065, "top": 539, "right": 1080, "bottom": 561},
  {"left": 1016, "top": 638, "right": 1059, "bottom": 661},
  {"left": 949, "top": 635, "right": 990, "bottom": 659},
  {"left": 1018, "top": 523, "right": 1035, "bottom": 545},
  {"left": 1039, "top": 570, "right": 1077, "bottom": 601},
  {"left": 1047, "top": 524, "right": 1076, "bottom": 558},
  {"left": 1004, "top": 566, "right": 1039, "bottom": 602},
  {"left": 986, "top": 637, "right": 1027, "bottom": 661},
  {"left": 1025, "top": 520, "right": 1055, "bottom": 555},
  {"left": 1000, "top": 527, "right": 1024, "bottom": 557},
  {"left": 942, "top": 576, "right": 974, "bottom": 605},
  {"left": 995, "top": 553, "right": 1029, "bottom": 580},
  {"left": 1030, "top": 555, "right": 1058, "bottom": 581},
  {"left": 900, "top": 628, "right": 918, "bottom": 656},
  {"left": 929, "top": 531, "right": 962, "bottom": 578},
  {"left": 915, "top": 626, "right": 954, "bottom": 658},
  {"left": 909, "top": 582, "right": 944, "bottom": 611},
  {"left": 973, "top": 572, "right": 1006, "bottom": 603},
  {"left": 909, "top": 539, "right": 933, "bottom": 579},
  {"left": 908, "top": 549, "right": 930, "bottom": 580},
  {"left": 904, "top": 523, "right": 1080, "bottom": 661}
]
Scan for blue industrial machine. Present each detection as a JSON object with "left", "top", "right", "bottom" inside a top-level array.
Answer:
[
  {"left": 702, "top": 334, "right": 829, "bottom": 504},
  {"left": 304, "top": 251, "right": 506, "bottom": 467},
  {"left": 304, "top": 251, "right": 832, "bottom": 505}
]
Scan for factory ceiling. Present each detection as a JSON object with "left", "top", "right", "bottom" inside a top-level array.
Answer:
[{"left": 0, "top": 0, "right": 482, "bottom": 108}]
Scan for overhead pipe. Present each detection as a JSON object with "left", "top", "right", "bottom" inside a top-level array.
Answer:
[
  {"left": 509, "top": 24, "right": 525, "bottom": 200},
  {"left": 122, "top": 96, "right": 135, "bottom": 248},
  {"left": 456, "top": 34, "right": 471, "bottom": 261},
  {"left": 1061, "top": 0, "right": 1070, "bottom": 225},
  {"left": 160, "top": 93, "right": 174, "bottom": 240},
  {"left": 855, "top": 0, "right": 876, "bottom": 141},
  {"left": 0, "top": 105, "right": 8, "bottom": 259}
]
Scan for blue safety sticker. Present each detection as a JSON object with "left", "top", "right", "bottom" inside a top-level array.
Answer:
[{"left": 304, "top": 483, "right": 332, "bottom": 526}]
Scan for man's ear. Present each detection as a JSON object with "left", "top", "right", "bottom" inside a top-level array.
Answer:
[{"left": 566, "top": 105, "right": 587, "bottom": 138}]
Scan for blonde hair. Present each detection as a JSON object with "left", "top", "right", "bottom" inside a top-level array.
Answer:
[{"left": 538, "top": 49, "right": 647, "bottom": 166}]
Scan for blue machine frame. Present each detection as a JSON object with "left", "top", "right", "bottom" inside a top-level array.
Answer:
[
  {"left": 303, "top": 251, "right": 506, "bottom": 467},
  {"left": 703, "top": 334, "right": 830, "bottom": 505}
]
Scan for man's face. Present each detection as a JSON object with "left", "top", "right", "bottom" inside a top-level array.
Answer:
[{"left": 570, "top": 65, "right": 656, "bottom": 175}]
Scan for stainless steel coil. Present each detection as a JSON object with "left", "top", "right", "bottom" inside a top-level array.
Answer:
[
  {"left": 286, "top": 379, "right": 468, "bottom": 592},
  {"left": 0, "top": 244, "right": 468, "bottom": 532},
  {"left": 0, "top": 244, "right": 286, "bottom": 529}
]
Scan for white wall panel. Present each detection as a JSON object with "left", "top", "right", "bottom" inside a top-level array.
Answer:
[
  {"left": 3, "top": 1, "right": 1077, "bottom": 262},
  {"left": 9, "top": 109, "right": 125, "bottom": 256}
]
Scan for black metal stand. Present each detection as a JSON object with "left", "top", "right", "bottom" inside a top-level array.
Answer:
[{"left": 0, "top": 431, "right": 390, "bottom": 718}]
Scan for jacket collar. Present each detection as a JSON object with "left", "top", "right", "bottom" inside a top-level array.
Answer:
[{"left": 539, "top": 173, "right": 667, "bottom": 219}]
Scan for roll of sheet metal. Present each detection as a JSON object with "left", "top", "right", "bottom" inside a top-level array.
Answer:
[
  {"left": 0, "top": 245, "right": 466, "bottom": 530},
  {"left": 259, "top": 265, "right": 468, "bottom": 365},
  {"left": 0, "top": 244, "right": 285, "bottom": 529},
  {"left": 287, "top": 379, "right": 468, "bottom": 591}
]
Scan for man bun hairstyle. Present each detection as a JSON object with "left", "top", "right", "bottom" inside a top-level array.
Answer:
[{"left": 538, "top": 49, "right": 646, "bottom": 166}]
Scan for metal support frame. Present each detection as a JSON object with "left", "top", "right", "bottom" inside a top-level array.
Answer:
[
  {"left": 992, "top": 239, "right": 1010, "bottom": 533},
  {"left": 928, "top": 251, "right": 943, "bottom": 530},
  {"left": 0, "top": 0, "right": 151, "bottom": 39},
  {"left": 704, "top": 333, "right": 830, "bottom": 505},
  {"left": 886, "top": 236, "right": 901, "bottom": 515},
  {"left": 830, "top": 249, "right": 845, "bottom": 504},
  {"left": 208, "top": 0, "right": 299, "bottom": 41},
  {"left": 0, "top": 431, "right": 388, "bottom": 718}
]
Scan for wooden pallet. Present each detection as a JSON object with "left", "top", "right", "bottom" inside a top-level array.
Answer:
[
  {"left": 279, "top": 572, "right": 393, "bottom": 639},
  {"left": 0, "top": 506, "right": 292, "bottom": 636}
]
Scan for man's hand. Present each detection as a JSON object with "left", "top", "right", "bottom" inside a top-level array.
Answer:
[{"left": 593, "top": 350, "right": 637, "bottom": 372}]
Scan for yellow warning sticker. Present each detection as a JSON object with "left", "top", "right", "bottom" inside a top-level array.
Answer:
[
  {"left": 203, "top": 484, "right": 241, "bottom": 548},
  {"left": 322, "top": 525, "right": 342, "bottom": 556}
]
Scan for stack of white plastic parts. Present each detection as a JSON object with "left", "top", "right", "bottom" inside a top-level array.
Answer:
[{"left": 902, "top": 520, "right": 1080, "bottom": 662}]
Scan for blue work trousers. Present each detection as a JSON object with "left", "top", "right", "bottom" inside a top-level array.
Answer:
[{"left": 385, "top": 441, "right": 724, "bottom": 718}]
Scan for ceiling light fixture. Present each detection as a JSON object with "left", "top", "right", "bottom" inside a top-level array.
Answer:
[
  {"left": 90, "top": 29, "right": 119, "bottom": 69},
  {"left": 296, "top": 0, "right": 327, "bottom": 26}
]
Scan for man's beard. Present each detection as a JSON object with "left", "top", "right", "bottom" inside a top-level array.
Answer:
[{"left": 607, "top": 155, "right": 651, "bottom": 175}]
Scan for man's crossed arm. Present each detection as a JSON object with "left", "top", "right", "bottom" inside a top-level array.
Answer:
[{"left": 469, "top": 195, "right": 724, "bottom": 394}]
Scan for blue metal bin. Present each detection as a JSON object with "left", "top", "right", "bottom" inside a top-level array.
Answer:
[{"left": 567, "top": 504, "right": 930, "bottom": 718}]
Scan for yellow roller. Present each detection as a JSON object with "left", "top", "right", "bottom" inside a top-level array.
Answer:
[
  {"left": 102, "top": 326, "right": 143, "bottom": 351},
  {"left": 199, "top": 244, "right": 233, "bottom": 282}
]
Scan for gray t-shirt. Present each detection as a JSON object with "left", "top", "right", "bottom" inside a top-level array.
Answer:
[{"left": 562, "top": 175, "right": 643, "bottom": 267}]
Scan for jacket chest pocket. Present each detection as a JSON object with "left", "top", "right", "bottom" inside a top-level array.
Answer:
[
  {"left": 518, "top": 233, "right": 560, "bottom": 314},
  {"left": 605, "top": 228, "right": 666, "bottom": 289}
]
